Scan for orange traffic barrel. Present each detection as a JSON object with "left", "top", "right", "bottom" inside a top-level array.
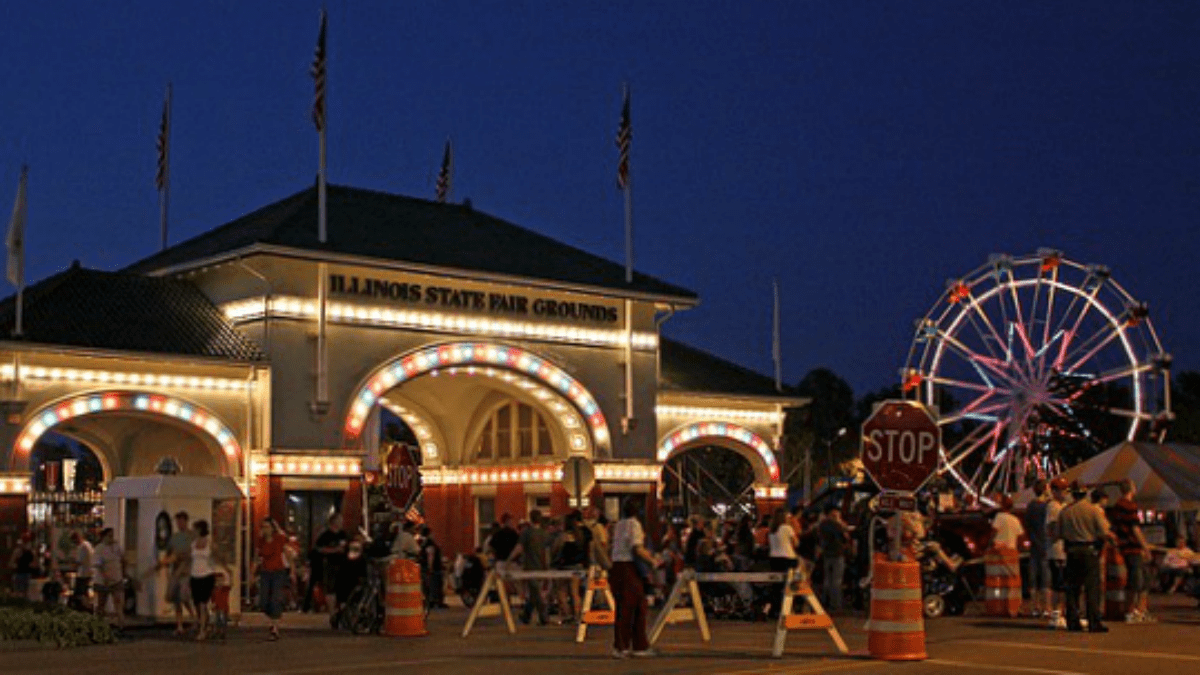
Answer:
[
  {"left": 867, "top": 553, "right": 926, "bottom": 661},
  {"left": 1103, "top": 546, "right": 1127, "bottom": 621},
  {"left": 385, "top": 558, "right": 428, "bottom": 637},
  {"left": 983, "top": 546, "right": 1021, "bottom": 618}
]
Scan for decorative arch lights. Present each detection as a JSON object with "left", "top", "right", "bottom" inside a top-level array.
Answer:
[
  {"left": 223, "top": 296, "right": 658, "bottom": 350},
  {"left": 378, "top": 400, "right": 441, "bottom": 462},
  {"left": 657, "top": 422, "right": 780, "bottom": 482},
  {"left": 0, "top": 364, "right": 251, "bottom": 392},
  {"left": 15, "top": 392, "right": 241, "bottom": 460},
  {"left": 346, "top": 343, "right": 609, "bottom": 450}
]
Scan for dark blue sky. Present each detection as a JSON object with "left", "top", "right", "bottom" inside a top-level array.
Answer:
[{"left": 3, "top": 1, "right": 1199, "bottom": 396}]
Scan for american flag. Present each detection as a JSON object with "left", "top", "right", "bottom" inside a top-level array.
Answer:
[
  {"left": 405, "top": 506, "right": 423, "bottom": 523},
  {"left": 310, "top": 9, "right": 327, "bottom": 132},
  {"left": 155, "top": 87, "right": 170, "bottom": 192},
  {"left": 435, "top": 140, "right": 452, "bottom": 203},
  {"left": 615, "top": 85, "right": 631, "bottom": 190}
]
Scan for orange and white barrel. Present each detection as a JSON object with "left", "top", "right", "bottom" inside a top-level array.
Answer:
[
  {"left": 867, "top": 553, "right": 926, "bottom": 661},
  {"left": 984, "top": 546, "right": 1021, "bottom": 618},
  {"left": 1103, "top": 546, "right": 1127, "bottom": 621},
  {"left": 384, "top": 558, "right": 428, "bottom": 637}
]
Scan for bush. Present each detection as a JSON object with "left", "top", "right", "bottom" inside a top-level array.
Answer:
[{"left": 0, "top": 598, "right": 115, "bottom": 648}]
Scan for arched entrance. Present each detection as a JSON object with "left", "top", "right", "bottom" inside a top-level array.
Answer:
[
  {"left": 9, "top": 391, "right": 243, "bottom": 477},
  {"left": 656, "top": 422, "right": 785, "bottom": 520}
]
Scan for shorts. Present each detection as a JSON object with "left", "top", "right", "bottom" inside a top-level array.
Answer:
[
  {"left": 73, "top": 576, "right": 92, "bottom": 598},
  {"left": 166, "top": 574, "right": 192, "bottom": 605},
  {"left": 191, "top": 574, "right": 217, "bottom": 605},
  {"left": 1028, "top": 552, "right": 1050, "bottom": 591},
  {"left": 1049, "top": 560, "right": 1067, "bottom": 592},
  {"left": 1124, "top": 551, "right": 1147, "bottom": 594}
]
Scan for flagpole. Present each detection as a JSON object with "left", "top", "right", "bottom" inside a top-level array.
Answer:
[
  {"left": 312, "top": 8, "right": 329, "bottom": 413},
  {"left": 618, "top": 83, "right": 635, "bottom": 434},
  {"left": 6, "top": 166, "right": 28, "bottom": 338},
  {"left": 773, "top": 278, "right": 782, "bottom": 392},
  {"left": 159, "top": 83, "right": 172, "bottom": 251}
]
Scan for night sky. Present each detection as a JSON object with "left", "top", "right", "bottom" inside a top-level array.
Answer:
[{"left": 3, "top": 1, "right": 1199, "bottom": 397}]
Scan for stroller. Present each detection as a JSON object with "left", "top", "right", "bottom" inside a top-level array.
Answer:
[
  {"left": 696, "top": 551, "right": 758, "bottom": 620},
  {"left": 454, "top": 552, "right": 486, "bottom": 608}
]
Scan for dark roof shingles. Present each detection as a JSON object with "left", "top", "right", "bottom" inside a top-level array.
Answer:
[
  {"left": 0, "top": 265, "right": 264, "bottom": 361},
  {"left": 659, "top": 337, "right": 796, "bottom": 398}
]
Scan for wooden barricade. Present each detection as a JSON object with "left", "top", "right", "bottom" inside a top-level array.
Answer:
[
  {"left": 575, "top": 566, "right": 617, "bottom": 643},
  {"left": 649, "top": 568, "right": 847, "bottom": 659},
  {"left": 461, "top": 566, "right": 600, "bottom": 638}
]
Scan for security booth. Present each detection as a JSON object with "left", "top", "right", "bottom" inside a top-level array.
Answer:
[{"left": 104, "top": 471, "right": 243, "bottom": 620}]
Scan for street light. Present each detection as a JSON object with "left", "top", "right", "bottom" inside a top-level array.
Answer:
[{"left": 824, "top": 427, "right": 848, "bottom": 487}]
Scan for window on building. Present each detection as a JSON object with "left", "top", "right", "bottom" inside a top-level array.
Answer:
[
  {"left": 528, "top": 494, "right": 551, "bottom": 516},
  {"left": 476, "top": 497, "right": 496, "bottom": 548},
  {"left": 474, "top": 402, "right": 558, "bottom": 462}
]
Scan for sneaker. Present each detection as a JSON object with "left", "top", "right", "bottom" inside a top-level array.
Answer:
[
  {"left": 1125, "top": 611, "right": 1142, "bottom": 624},
  {"left": 1139, "top": 612, "right": 1157, "bottom": 624},
  {"left": 610, "top": 648, "right": 629, "bottom": 659},
  {"left": 1050, "top": 615, "right": 1067, "bottom": 630},
  {"left": 630, "top": 649, "right": 658, "bottom": 658}
]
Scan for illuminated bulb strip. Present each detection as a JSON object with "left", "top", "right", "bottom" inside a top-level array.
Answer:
[
  {"left": 754, "top": 485, "right": 787, "bottom": 500},
  {"left": 223, "top": 296, "right": 658, "bottom": 351},
  {"left": 346, "top": 343, "right": 610, "bottom": 451},
  {"left": 422, "top": 465, "right": 562, "bottom": 486},
  {"left": 593, "top": 464, "right": 661, "bottom": 482},
  {"left": 265, "top": 456, "right": 361, "bottom": 476},
  {"left": 656, "top": 405, "right": 785, "bottom": 424},
  {"left": 656, "top": 422, "right": 780, "bottom": 482},
  {"left": 15, "top": 392, "right": 241, "bottom": 460},
  {"left": 0, "top": 476, "right": 31, "bottom": 494},
  {"left": 0, "top": 364, "right": 250, "bottom": 392},
  {"left": 378, "top": 401, "right": 440, "bottom": 462}
]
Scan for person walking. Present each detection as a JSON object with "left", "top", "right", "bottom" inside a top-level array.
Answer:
[
  {"left": 1108, "top": 479, "right": 1154, "bottom": 623},
  {"left": 8, "top": 533, "right": 35, "bottom": 599},
  {"left": 421, "top": 527, "right": 448, "bottom": 609},
  {"left": 162, "top": 511, "right": 195, "bottom": 635},
  {"left": 510, "top": 509, "right": 550, "bottom": 626},
  {"left": 1057, "top": 484, "right": 1113, "bottom": 632},
  {"left": 256, "top": 518, "right": 290, "bottom": 641},
  {"left": 609, "top": 499, "right": 658, "bottom": 659},
  {"left": 817, "top": 505, "right": 851, "bottom": 612},
  {"left": 189, "top": 519, "right": 221, "bottom": 640},
  {"left": 314, "top": 513, "right": 348, "bottom": 624},
  {"left": 69, "top": 531, "right": 94, "bottom": 612},
  {"left": 1024, "top": 480, "right": 1051, "bottom": 617},
  {"left": 767, "top": 507, "right": 799, "bottom": 618},
  {"left": 93, "top": 528, "right": 126, "bottom": 630},
  {"left": 1045, "top": 478, "right": 1070, "bottom": 628}
]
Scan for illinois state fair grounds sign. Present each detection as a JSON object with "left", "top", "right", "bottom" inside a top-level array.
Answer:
[{"left": 329, "top": 274, "right": 619, "bottom": 324}]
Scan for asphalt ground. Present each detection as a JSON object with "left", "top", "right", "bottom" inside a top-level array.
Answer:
[{"left": 4, "top": 594, "right": 1200, "bottom": 674}]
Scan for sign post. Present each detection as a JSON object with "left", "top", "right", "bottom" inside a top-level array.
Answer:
[
  {"left": 860, "top": 400, "right": 940, "bottom": 560},
  {"left": 561, "top": 457, "right": 595, "bottom": 508}
]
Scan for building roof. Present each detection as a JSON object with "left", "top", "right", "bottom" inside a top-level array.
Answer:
[
  {"left": 0, "top": 264, "right": 265, "bottom": 361},
  {"left": 659, "top": 337, "right": 801, "bottom": 400},
  {"left": 125, "top": 184, "right": 698, "bottom": 302}
]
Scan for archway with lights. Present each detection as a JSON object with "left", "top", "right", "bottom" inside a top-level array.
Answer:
[
  {"left": 9, "top": 391, "right": 243, "bottom": 477},
  {"left": 343, "top": 342, "right": 612, "bottom": 461},
  {"left": 655, "top": 421, "right": 786, "bottom": 518}
]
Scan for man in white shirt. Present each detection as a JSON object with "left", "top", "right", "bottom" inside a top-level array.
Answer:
[
  {"left": 1045, "top": 478, "right": 1070, "bottom": 628},
  {"left": 70, "top": 531, "right": 94, "bottom": 611}
]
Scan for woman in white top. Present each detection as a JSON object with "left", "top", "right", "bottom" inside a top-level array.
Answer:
[
  {"left": 609, "top": 499, "right": 659, "bottom": 659},
  {"left": 189, "top": 520, "right": 220, "bottom": 640},
  {"left": 767, "top": 508, "right": 798, "bottom": 618}
]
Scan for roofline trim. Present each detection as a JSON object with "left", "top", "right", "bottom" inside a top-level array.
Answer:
[
  {"left": 143, "top": 243, "right": 701, "bottom": 307},
  {"left": 658, "top": 390, "right": 811, "bottom": 407},
  {"left": 0, "top": 340, "right": 268, "bottom": 368}
]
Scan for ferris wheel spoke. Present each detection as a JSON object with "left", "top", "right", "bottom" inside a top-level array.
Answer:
[
  {"left": 1054, "top": 285, "right": 1104, "bottom": 370},
  {"left": 1063, "top": 320, "right": 1124, "bottom": 375},
  {"left": 963, "top": 294, "right": 1010, "bottom": 362},
  {"left": 926, "top": 373, "right": 1005, "bottom": 396},
  {"left": 1039, "top": 264, "right": 1061, "bottom": 361},
  {"left": 936, "top": 331, "right": 1021, "bottom": 387},
  {"left": 941, "top": 401, "right": 1008, "bottom": 426},
  {"left": 942, "top": 422, "right": 1003, "bottom": 472}
]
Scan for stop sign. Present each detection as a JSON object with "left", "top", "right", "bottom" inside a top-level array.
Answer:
[
  {"left": 860, "top": 400, "right": 941, "bottom": 492},
  {"left": 384, "top": 443, "right": 422, "bottom": 509}
]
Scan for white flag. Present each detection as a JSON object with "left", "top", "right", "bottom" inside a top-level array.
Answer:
[{"left": 6, "top": 167, "right": 27, "bottom": 288}]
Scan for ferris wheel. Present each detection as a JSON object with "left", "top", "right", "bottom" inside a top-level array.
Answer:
[{"left": 902, "top": 250, "right": 1172, "bottom": 499}]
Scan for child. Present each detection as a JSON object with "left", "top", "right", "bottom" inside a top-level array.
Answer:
[{"left": 210, "top": 569, "right": 232, "bottom": 640}]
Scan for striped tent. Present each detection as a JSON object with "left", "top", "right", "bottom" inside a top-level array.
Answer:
[{"left": 1015, "top": 442, "right": 1200, "bottom": 511}]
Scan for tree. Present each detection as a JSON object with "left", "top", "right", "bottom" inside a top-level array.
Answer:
[
  {"left": 783, "top": 368, "right": 857, "bottom": 491},
  {"left": 1169, "top": 371, "right": 1200, "bottom": 444}
]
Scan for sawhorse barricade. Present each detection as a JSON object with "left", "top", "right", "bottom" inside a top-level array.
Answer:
[
  {"left": 574, "top": 566, "right": 616, "bottom": 643},
  {"left": 461, "top": 565, "right": 611, "bottom": 638},
  {"left": 649, "top": 568, "right": 848, "bottom": 658}
]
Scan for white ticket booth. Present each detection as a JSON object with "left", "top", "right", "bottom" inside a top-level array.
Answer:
[{"left": 104, "top": 475, "right": 243, "bottom": 620}]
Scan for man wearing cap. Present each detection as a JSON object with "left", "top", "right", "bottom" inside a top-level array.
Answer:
[
  {"left": 1045, "top": 478, "right": 1070, "bottom": 628},
  {"left": 1057, "top": 483, "right": 1113, "bottom": 632}
]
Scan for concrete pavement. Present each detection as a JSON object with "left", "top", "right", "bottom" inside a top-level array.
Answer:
[{"left": 3, "top": 593, "right": 1200, "bottom": 674}]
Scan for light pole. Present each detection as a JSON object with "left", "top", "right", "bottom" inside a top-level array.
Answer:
[{"left": 824, "top": 427, "right": 848, "bottom": 487}]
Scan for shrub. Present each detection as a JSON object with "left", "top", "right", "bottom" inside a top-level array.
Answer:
[{"left": 0, "top": 598, "right": 116, "bottom": 648}]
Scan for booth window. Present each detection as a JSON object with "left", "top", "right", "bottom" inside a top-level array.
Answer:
[
  {"left": 286, "top": 491, "right": 343, "bottom": 550},
  {"left": 475, "top": 497, "right": 495, "bottom": 548}
]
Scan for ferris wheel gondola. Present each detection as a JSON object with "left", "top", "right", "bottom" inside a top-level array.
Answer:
[{"left": 902, "top": 250, "right": 1172, "bottom": 498}]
